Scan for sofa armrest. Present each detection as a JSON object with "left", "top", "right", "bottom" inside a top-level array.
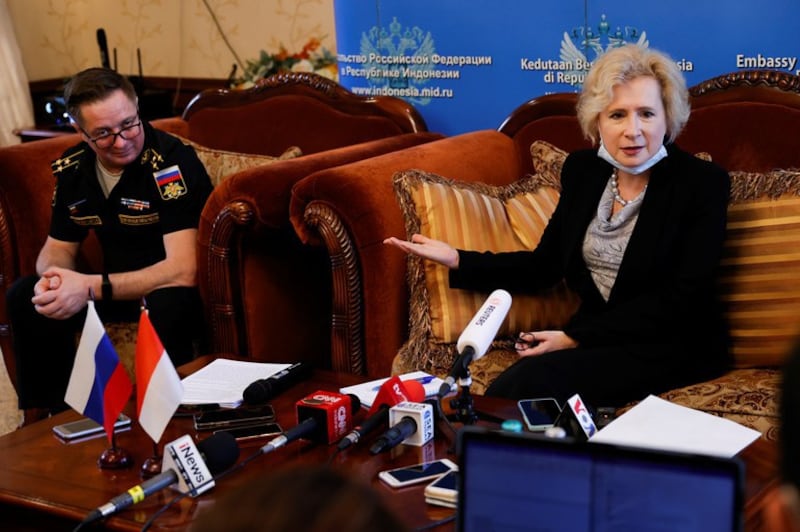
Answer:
[
  {"left": 0, "top": 134, "right": 87, "bottom": 388},
  {"left": 290, "top": 130, "right": 525, "bottom": 377},
  {"left": 198, "top": 132, "right": 443, "bottom": 369}
]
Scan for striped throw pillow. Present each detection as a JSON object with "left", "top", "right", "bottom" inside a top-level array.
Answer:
[
  {"left": 721, "top": 169, "right": 800, "bottom": 368},
  {"left": 393, "top": 145, "right": 580, "bottom": 371}
]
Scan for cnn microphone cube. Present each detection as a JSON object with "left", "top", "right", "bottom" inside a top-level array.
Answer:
[
  {"left": 389, "top": 401, "right": 434, "bottom": 446},
  {"left": 296, "top": 390, "right": 356, "bottom": 444}
]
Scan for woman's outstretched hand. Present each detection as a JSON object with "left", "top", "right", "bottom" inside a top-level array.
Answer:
[{"left": 383, "top": 233, "right": 460, "bottom": 269}]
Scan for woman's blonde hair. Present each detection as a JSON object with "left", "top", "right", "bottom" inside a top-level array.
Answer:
[{"left": 576, "top": 44, "right": 689, "bottom": 145}]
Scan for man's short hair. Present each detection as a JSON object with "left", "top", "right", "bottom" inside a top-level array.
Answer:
[{"left": 64, "top": 67, "right": 138, "bottom": 126}]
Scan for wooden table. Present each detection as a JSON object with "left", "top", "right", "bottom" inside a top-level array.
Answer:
[{"left": 0, "top": 361, "right": 780, "bottom": 531}]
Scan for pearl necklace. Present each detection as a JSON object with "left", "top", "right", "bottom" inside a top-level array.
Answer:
[{"left": 610, "top": 169, "right": 646, "bottom": 206}]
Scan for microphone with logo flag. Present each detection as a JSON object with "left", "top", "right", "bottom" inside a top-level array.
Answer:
[
  {"left": 65, "top": 299, "right": 133, "bottom": 443},
  {"left": 553, "top": 393, "right": 598, "bottom": 441},
  {"left": 438, "top": 289, "right": 512, "bottom": 398},
  {"left": 258, "top": 391, "right": 361, "bottom": 454},
  {"left": 369, "top": 400, "right": 435, "bottom": 454},
  {"left": 80, "top": 431, "right": 239, "bottom": 525},
  {"left": 337, "top": 376, "right": 425, "bottom": 450}
]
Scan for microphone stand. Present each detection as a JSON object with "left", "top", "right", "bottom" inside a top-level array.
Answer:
[
  {"left": 447, "top": 370, "right": 505, "bottom": 426},
  {"left": 449, "top": 372, "right": 479, "bottom": 425}
]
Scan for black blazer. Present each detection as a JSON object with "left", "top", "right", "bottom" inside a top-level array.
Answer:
[{"left": 451, "top": 144, "right": 731, "bottom": 359}]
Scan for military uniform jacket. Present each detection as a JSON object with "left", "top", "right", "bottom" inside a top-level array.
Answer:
[{"left": 49, "top": 122, "right": 213, "bottom": 273}]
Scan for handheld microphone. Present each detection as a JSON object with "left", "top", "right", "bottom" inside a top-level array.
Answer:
[
  {"left": 242, "top": 361, "right": 313, "bottom": 405},
  {"left": 337, "top": 377, "right": 425, "bottom": 450},
  {"left": 553, "top": 393, "right": 598, "bottom": 441},
  {"left": 259, "top": 391, "right": 361, "bottom": 453},
  {"left": 438, "top": 289, "right": 512, "bottom": 397},
  {"left": 83, "top": 432, "right": 239, "bottom": 524},
  {"left": 369, "top": 401, "right": 434, "bottom": 454},
  {"left": 96, "top": 28, "right": 110, "bottom": 69}
]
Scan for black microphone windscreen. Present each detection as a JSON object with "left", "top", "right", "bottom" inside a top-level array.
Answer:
[
  {"left": 242, "top": 362, "right": 313, "bottom": 404},
  {"left": 349, "top": 394, "right": 362, "bottom": 412},
  {"left": 198, "top": 431, "right": 240, "bottom": 473}
]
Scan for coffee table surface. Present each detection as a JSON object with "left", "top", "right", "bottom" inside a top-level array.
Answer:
[{"left": 0, "top": 361, "right": 779, "bottom": 531}]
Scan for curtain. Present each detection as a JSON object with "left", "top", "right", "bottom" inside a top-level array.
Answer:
[{"left": 0, "top": 0, "right": 34, "bottom": 147}]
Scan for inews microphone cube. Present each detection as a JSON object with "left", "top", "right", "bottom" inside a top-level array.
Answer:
[{"left": 295, "top": 391, "right": 360, "bottom": 444}]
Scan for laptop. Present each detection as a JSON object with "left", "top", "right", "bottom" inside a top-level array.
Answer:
[{"left": 456, "top": 426, "right": 744, "bottom": 532}]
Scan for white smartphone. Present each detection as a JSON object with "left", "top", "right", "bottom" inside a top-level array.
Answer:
[
  {"left": 378, "top": 458, "right": 458, "bottom": 488},
  {"left": 517, "top": 398, "right": 562, "bottom": 431},
  {"left": 52, "top": 414, "right": 132, "bottom": 441},
  {"left": 424, "top": 469, "right": 458, "bottom": 508}
]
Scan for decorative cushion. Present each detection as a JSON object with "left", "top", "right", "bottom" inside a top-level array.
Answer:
[
  {"left": 656, "top": 368, "right": 781, "bottom": 440},
  {"left": 392, "top": 139, "right": 581, "bottom": 373},
  {"left": 176, "top": 135, "right": 302, "bottom": 187},
  {"left": 719, "top": 169, "right": 800, "bottom": 368}
]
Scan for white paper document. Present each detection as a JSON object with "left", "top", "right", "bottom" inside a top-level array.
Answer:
[
  {"left": 589, "top": 395, "right": 761, "bottom": 458},
  {"left": 181, "top": 358, "right": 291, "bottom": 407},
  {"left": 339, "top": 371, "right": 445, "bottom": 409}
]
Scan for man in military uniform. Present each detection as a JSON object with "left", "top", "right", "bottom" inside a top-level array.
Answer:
[{"left": 6, "top": 68, "right": 213, "bottom": 427}]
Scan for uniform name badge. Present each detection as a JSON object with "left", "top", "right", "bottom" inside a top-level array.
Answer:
[{"left": 153, "top": 165, "right": 187, "bottom": 200}]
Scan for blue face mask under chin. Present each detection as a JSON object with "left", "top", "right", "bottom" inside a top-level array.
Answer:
[{"left": 597, "top": 141, "right": 667, "bottom": 175}]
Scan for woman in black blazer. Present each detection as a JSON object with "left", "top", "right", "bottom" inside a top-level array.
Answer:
[{"left": 385, "top": 44, "right": 731, "bottom": 407}]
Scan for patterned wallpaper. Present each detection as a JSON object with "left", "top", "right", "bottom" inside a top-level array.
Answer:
[{"left": 7, "top": 0, "right": 336, "bottom": 81}]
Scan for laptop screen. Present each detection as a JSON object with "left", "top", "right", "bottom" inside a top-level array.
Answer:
[{"left": 456, "top": 426, "right": 744, "bottom": 532}]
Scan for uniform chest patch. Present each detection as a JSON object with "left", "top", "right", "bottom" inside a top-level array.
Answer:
[
  {"left": 120, "top": 198, "right": 151, "bottom": 211},
  {"left": 153, "top": 165, "right": 187, "bottom": 200}
]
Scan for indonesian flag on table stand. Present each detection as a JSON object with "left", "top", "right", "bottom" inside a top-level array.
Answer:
[
  {"left": 135, "top": 308, "right": 184, "bottom": 443},
  {"left": 65, "top": 300, "right": 133, "bottom": 442}
]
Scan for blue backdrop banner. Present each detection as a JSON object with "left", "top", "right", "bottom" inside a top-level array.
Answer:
[{"left": 333, "top": 0, "right": 800, "bottom": 135}]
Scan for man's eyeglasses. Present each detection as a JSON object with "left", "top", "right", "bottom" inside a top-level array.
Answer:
[{"left": 81, "top": 120, "right": 142, "bottom": 149}]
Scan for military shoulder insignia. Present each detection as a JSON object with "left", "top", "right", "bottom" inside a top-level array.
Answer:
[
  {"left": 153, "top": 165, "right": 187, "bottom": 200},
  {"left": 51, "top": 149, "right": 85, "bottom": 174}
]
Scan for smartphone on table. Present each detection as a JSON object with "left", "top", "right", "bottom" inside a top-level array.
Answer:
[
  {"left": 194, "top": 404, "right": 276, "bottom": 431},
  {"left": 517, "top": 397, "right": 562, "bottom": 431},
  {"left": 52, "top": 414, "right": 132, "bottom": 441},
  {"left": 213, "top": 422, "right": 283, "bottom": 442},
  {"left": 378, "top": 458, "right": 458, "bottom": 488},
  {"left": 424, "top": 470, "right": 459, "bottom": 508}
]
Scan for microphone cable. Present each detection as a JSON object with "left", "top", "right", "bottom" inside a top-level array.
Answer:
[
  {"left": 414, "top": 514, "right": 457, "bottom": 531},
  {"left": 429, "top": 394, "right": 459, "bottom": 455}
]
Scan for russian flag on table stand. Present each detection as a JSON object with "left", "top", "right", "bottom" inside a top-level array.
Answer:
[
  {"left": 65, "top": 300, "right": 133, "bottom": 442},
  {"left": 135, "top": 308, "right": 184, "bottom": 443}
]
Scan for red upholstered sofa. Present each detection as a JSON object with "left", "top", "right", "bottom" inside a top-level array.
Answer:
[
  {"left": 0, "top": 72, "right": 440, "bottom": 391},
  {"left": 290, "top": 70, "right": 800, "bottom": 439}
]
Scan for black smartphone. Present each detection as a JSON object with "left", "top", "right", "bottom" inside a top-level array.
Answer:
[
  {"left": 517, "top": 398, "right": 562, "bottom": 431},
  {"left": 194, "top": 404, "right": 276, "bottom": 431},
  {"left": 213, "top": 422, "right": 283, "bottom": 442}
]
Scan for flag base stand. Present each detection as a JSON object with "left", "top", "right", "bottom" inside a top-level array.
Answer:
[
  {"left": 98, "top": 432, "right": 132, "bottom": 469},
  {"left": 141, "top": 442, "right": 162, "bottom": 478},
  {"left": 98, "top": 445, "right": 133, "bottom": 469}
]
